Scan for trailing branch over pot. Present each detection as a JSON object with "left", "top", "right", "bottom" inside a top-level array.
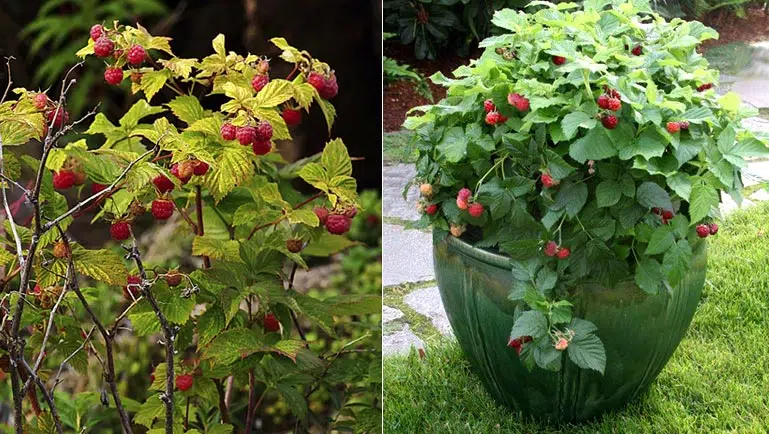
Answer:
[
  {"left": 0, "top": 20, "right": 380, "bottom": 434},
  {"left": 406, "top": 0, "right": 767, "bottom": 381}
]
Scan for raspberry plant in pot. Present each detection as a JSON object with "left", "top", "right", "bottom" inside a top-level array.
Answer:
[
  {"left": 0, "top": 22, "right": 381, "bottom": 434},
  {"left": 405, "top": 0, "right": 767, "bottom": 421}
]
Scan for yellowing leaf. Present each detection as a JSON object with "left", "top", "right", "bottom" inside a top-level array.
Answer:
[
  {"left": 270, "top": 37, "right": 304, "bottom": 63},
  {"left": 718, "top": 91, "right": 741, "bottom": 113},
  {"left": 206, "top": 144, "right": 254, "bottom": 201},
  {"left": 138, "top": 69, "right": 172, "bottom": 101},
  {"left": 252, "top": 79, "right": 294, "bottom": 107},
  {"left": 287, "top": 208, "right": 320, "bottom": 227},
  {"left": 73, "top": 248, "right": 128, "bottom": 286},
  {"left": 212, "top": 34, "right": 226, "bottom": 57},
  {"left": 321, "top": 138, "right": 352, "bottom": 178},
  {"left": 192, "top": 236, "right": 242, "bottom": 262},
  {"left": 159, "top": 58, "right": 198, "bottom": 79},
  {"left": 166, "top": 95, "right": 205, "bottom": 125}
]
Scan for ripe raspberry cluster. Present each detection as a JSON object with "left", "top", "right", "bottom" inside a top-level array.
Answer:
[
  {"left": 652, "top": 207, "right": 676, "bottom": 224},
  {"left": 306, "top": 71, "right": 339, "bottom": 99},
  {"left": 696, "top": 223, "right": 719, "bottom": 238},
  {"left": 220, "top": 121, "right": 274, "bottom": 156},
  {"left": 51, "top": 158, "right": 87, "bottom": 190},
  {"left": 313, "top": 206, "right": 357, "bottom": 235},
  {"left": 483, "top": 99, "right": 507, "bottom": 126},
  {"left": 597, "top": 87, "right": 622, "bottom": 130},
  {"left": 544, "top": 241, "right": 571, "bottom": 259}
]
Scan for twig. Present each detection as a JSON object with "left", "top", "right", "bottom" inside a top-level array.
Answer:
[
  {"left": 125, "top": 244, "right": 176, "bottom": 434},
  {"left": 18, "top": 358, "right": 64, "bottom": 434},
  {"left": 286, "top": 262, "right": 307, "bottom": 345},
  {"left": 195, "top": 186, "right": 210, "bottom": 268},
  {"left": 1, "top": 57, "right": 14, "bottom": 104}
]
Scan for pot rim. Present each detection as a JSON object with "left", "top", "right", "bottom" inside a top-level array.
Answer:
[{"left": 439, "top": 230, "right": 514, "bottom": 269}]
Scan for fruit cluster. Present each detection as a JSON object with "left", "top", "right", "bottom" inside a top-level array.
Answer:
[
  {"left": 696, "top": 223, "right": 719, "bottom": 238},
  {"left": 544, "top": 241, "right": 571, "bottom": 260},
  {"left": 220, "top": 121, "right": 274, "bottom": 156},
  {"left": 597, "top": 87, "right": 621, "bottom": 130},
  {"left": 90, "top": 24, "right": 148, "bottom": 86},
  {"left": 314, "top": 205, "right": 357, "bottom": 235}
]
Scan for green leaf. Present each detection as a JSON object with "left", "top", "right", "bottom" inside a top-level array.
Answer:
[
  {"left": 645, "top": 226, "right": 675, "bottom": 255},
  {"left": 636, "top": 182, "right": 672, "bottom": 211},
  {"left": 72, "top": 248, "right": 128, "bottom": 286},
  {"left": 560, "top": 111, "right": 594, "bottom": 140},
  {"left": 595, "top": 180, "right": 621, "bottom": 208},
  {"left": 437, "top": 126, "right": 468, "bottom": 163},
  {"left": 252, "top": 79, "right": 294, "bottom": 107},
  {"left": 197, "top": 306, "right": 225, "bottom": 346},
  {"left": 689, "top": 180, "right": 719, "bottom": 224},
  {"left": 314, "top": 93, "right": 336, "bottom": 132},
  {"left": 276, "top": 383, "right": 307, "bottom": 419},
  {"left": 202, "top": 328, "right": 266, "bottom": 365},
  {"left": 635, "top": 257, "right": 663, "bottom": 294},
  {"left": 566, "top": 321, "right": 606, "bottom": 374},
  {"left": 138, "top": 69, "right": 172, "bottom": 101},
  {"left": 662, "top": 240, "right": 692, "bottom": 287},
  {"left": 619, "top": 128, "right": 666, "bottom": 160},
  {"left": 510, "top": 310, "right": 548, "bottom": 340},
  {"left": 166, "top": 95, "right": 205, "bottom": 125},
  {"left": 569, "top": 127, "right": 616, "bottom": 163},
  {"left": 553, "top": 182, "right": 588, "bottom": 217},
  {"left": 302, "top": 233, "right": 359, "bottom": 257},
  {"left": 322, "top": 138, "right": 353, "bottom": 178},
  {"left": 717, "top": 91, "right": 741, "bottom": 113},
  {"left": 192, "top": 236, "right": 241, "bottom": 262}
]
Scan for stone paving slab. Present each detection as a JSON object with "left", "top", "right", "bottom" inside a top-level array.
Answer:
[
  {"left": 383, "top": 224, "right": 434, "bottom": 286},
  {"left": 383, "top": 324, "right": 424, "bottom": 357},
  {"left": 383, "top": 306, "right": 405, "bottom": 324},
  {"left": 404, "top": 286, "right": 454, "bottom": 337},
  {"left": 383, "top": 164, "right": 420, "bottom": 221}
]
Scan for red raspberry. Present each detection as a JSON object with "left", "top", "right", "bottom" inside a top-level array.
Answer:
[
  {"left": 597, "top": 94, "right": 610, "bottom": 109},
  {"left": 220, "top": 122, "right": 237, "bottom": 141},
  {"left": 52, "top": 171, "right": 76, "bottom": 190},
  {"left": 264, "top": 313, "right": 280, "bottom": 332},
  {"left": 255, "top": 122, "right": 273, "bottom": 141},
  {"left": 697, "top": 83, "right": 713, "bottom": 92},
  {"left": 314, "top": 207, "right": 329, "bottom": 224},
  {"left": 165, "top": 270, "right": 182, "bottom": 287},
  {"left": 608, "top": 88, "right": 621, "bottom": 99},
  {"left": 544, "top": 241, "right": 558, "bottom": 257},
  {"left": 251, "top": 74, "right": 270, "bottom": 92},
  {"left": 606, "top": 98, "right": 621, "bottom": 112},
  {"left": 458, "top": 188, "right": 472, "bottom": 202},
  {"left": 127, "top": 45, "right": 146, "bottom": 66},
  {"left": 541, "top": 173, "right": 558, "bottom": 188},
  {"left": 110, "top": 221, "right": 131, "bottom": 241},
  {"left": 33, "top": 93, "right": 48, "bottom": 110},
  {"left": 89, "top": 24, "right": 104, "bottom": 41},
  {"left": 556, "top": 247, "right": 571, "bottom": 259},
  {"left": 47, "top": 108, "right": 69, "bottom": 127},
  {"left": 73, "top": 171, "right": 87, "bottom": 186},
  {"left": 468, "top": 203, "right": 484, "bottom": 218},
  {"left": 256, "top": 60, "right": 270, "bottom": 74},
  {"left": 679, "top": 121, "right": 690, "bottom": 130},
  {"left": 104, "top": 67, "right": 124, "bottom": 85},
  {"left": 666, "top": 121, "right": 680, "bottom": 133},
  {"left": 92, "top": 183, "right": 107, "bottom": 195},
  {"left": 508, "top": 93, "right": 530, "bottom": 111},
  {"left": 282, "top": 108, "right": 302, "bottom": 126},
  {"left": 425, "top": 204, "right": 438, "bottom": 215},
  {"left": 508, "top": 337, "right": 522, "bottom": 349},
  {"left": 652, "top": 207, "right": 662, "bottom": 215},
  {"left": 93, "top": 37, "right": 114, "bottom": 58},
  {"left": 325, "top": 214, "right": 351, "bottom": 235},
  {"left": 631, "top": 45, "right": 643, "bottom": 56},
  {"left": 343, "top": 206, "right": 358, "bottom": 219},
  {"left": 236, "top": 126, "right": 257, "bottom": 146},
  {"left": 456, "top": 198, "right": 468, "bottom": 210},
  {"left": 483, "top": 99, "right": 496, "bottom": 113},
  {"left": 252, "top": 140, "right": 271, "bottom": 155},
  {"left": 306, "top": 72, "right": 326, "bottom": 90},
  {"left": 152, "top": 174, "right": 174, "bottom": 193},
  {"left": 175, "top": 374, "right": 194, "bottom": 392},
  {"left": 170, "top": 163, "right": 192, "bottom": 184},
  {"left": 661, "top": 210, "right": 674, "bottom": 220},
  {"left": 601, "top": 114, "right": 618, "bottom": 129},
  {"left": 319, "top": 76, "right": 338, "bottom": 99},
  {"left": 151, "top": 199, "right": 175, "bottom": 220},
  {"left": 123, "top": 275, "right": 142, "bottom": 300},
  {"left": 193, "top": 161, "right": 209, "bottom": 176},
  {"left": 552, "top": 55, "right": 566, "bottom": 65},
  {"left": 286, "top": 239, "right": 303, "bottom": 253},
  {"left": 696, "top": 224, "right": 710, "bottom": 238},
  {"left": 709, "top": 223, "right": 718, "bottom": 235},
  {"left": 485, "top": 111, "right": 499, "bottom": 125}
]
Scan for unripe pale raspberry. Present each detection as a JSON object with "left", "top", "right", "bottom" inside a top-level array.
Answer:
[
  {"left": 104, "top": 67, "right": 124, "bottom": 85},
  {"left": 255, "top": 122, "right": 273, "bottom": 141},
  {"left": 89, "top": 24, "right": 104, "bottom": 41},
  {"left": 458, "top": 188, "right": 472, "bottom": 202},
  {"left": 286, "top": 239, "right": 303, "bottom": 253},
  {"left": 314, "top": 207, "right": 329, "bottom": 224},
  {"left": 325, "top": 214, "right": 351, "bottom": 235},
  {"left": 419, "top": 183, "right": 433, "bottom": 197},
  {"left": 256, "top": 60, "right": 270, "bottom": 74},
  {"left": 449, "top": 224, "right": 466, "bottom": 237},
  {"left": 93, "top": 37, "right": 114, "bottom": 58},
  {"left": 127, "top": 45, "right": 146, "bottom": 66},
  {"left": 555, "top": 338, "right": 569, "bottom": 351},
  {"left": 709, "top": 223, "right": 719, "bottom": 235},
  {"left": 220, "top": 122, "right": 237, "bottom": 141},
  {"left": 696, "top": 224, "right": 710, "bottom": 238},
  {"left": 251, "top": 74, "right": 269, "bottom": 92},
  {"left": 175, "top": 374, "right": 194, "bottom": 391},
  {"left": 192, "top": 161, "right": 209, "bottom": 176},
  {"left": 110, "top": 221, "right": 132, "bottom": 241},
  {"left": 152, "top": 174, "right": 174, "bottom": 193},
  {"left": 468, "top": 202, "right": 484, "bottom": 218},
  {"left": 282, "top": 108, "right": 302, "bottom": 126},
  {"left": 33, "top": 93, "right": 48, "bottom": 110},
  {"left": 72, "top": 170, "right": 87, "bottom": 186},
  {"left": 151, "top": 199, "right": 174, "bottom": 220},
  {"left": 264, "top": 313, "right": 280, "bottom": 332},
  {"left": 456, "top": 197, "right": 468, "bottom": 210},
  {"left": 236, "top": 126, "right": 257, "bottom": 146},
  {"left": 52, "top": 171, "right": 76, "bottom": 190},
  {"left": 171, "top": 162, "right": 193, "bottom": 184}
]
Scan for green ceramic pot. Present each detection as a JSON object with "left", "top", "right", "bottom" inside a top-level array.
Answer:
[{"left": 433, "top": 231, "right": 707, "bottom": 422}]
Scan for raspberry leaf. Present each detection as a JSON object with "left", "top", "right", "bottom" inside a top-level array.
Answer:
[
  {"left": 636, "top": 182, "right": 673, "bottom": 211},
  {"left": 635, "top": 257, "right": 664, "bottom": 294},
  {"left": 510, "top": 310, "right": 548, "bottom": 341},
  {"left": 689, "top": 180, "right": 719, "bottom": 224},
  {"left": 566, "top": 319, "right": 606, "bottom": 374}
]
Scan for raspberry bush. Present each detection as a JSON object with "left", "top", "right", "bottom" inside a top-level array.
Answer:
[
  {"left": 406, "top": 0, "right": 768, "bottom": 374},
  {"left": 0, "top": 22, "right": 380, "bottom": 434}
]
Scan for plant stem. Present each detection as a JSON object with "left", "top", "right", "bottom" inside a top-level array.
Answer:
[
  {"left": 195, "top": 186, "right": 210, "bottom": 269},
  {"left": 244, "top": 369, "right": 257, "bottom": 434}
]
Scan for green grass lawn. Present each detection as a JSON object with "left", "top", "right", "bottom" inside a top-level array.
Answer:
[
  {"left": 384, "top": 202, "right": 769, "bottom": 433},
  {"left": 383, "top": 131, "right": 418, "bottom": 165}
]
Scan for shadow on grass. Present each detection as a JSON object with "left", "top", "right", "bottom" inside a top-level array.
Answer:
[{"left": 384, "top": 202, "right": 769, "bottom": 433}]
